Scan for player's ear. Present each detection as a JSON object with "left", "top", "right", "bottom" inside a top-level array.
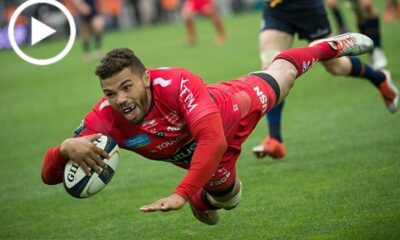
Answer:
[{"left": 143, "top": 70, "right": 151, "bottom": 88}]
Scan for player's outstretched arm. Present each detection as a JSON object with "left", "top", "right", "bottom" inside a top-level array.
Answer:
[{"left": 139, "top": 113, "right": 227, "bottom": 213}]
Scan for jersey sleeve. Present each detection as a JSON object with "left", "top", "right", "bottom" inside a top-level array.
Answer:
[
  {"left": 74, "top": 99, "right": 110, "bottom": 137},
  {"left": 176, "top": 70, "right": 220, "bottom": 129},
  {"left": 174, "top": 112, "right": 227, "bottom": 199}
]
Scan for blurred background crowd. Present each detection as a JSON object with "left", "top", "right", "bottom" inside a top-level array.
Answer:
[{"left": 0, "top": 0, "right": 265, "bottom": 50}]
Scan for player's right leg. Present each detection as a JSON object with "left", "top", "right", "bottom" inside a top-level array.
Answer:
[
  {"left": 189, "top": 159, "right": 241, "bottom": 225},
  {"left": 189, "top": 176, "right": 242, "bottom": 225},
  {"left": 263, "top": 33, "right": 374, "bottom": 103}
]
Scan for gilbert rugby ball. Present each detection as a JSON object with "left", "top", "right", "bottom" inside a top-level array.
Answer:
[{"left": 63, "top": 135, "right": 120, "bottom": 198}]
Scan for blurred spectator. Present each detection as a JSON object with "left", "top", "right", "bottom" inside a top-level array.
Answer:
[
  {"left": 0, "top": 0, "right": 28, "bottom": 49},
  {"left": 128, "top": 0, "right": 143, "bottom": 27},
  {"left": 161, "top": 0, "right": 181, "bottom": 22},
  {"left": 100, "top": 0, "right": 124, "bottom": 29}
]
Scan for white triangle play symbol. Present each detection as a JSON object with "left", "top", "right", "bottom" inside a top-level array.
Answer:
[{"left": 31, "top": 17, "right": 56, "bottom": 46}]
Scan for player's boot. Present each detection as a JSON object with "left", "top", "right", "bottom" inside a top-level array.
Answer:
[
  {"left": 379, "top": 69, "right": 399, "bottom": 113},
  {"left": 189, "top": 203, "right": 219, "bottom": 225},
  {"left": 252, "top": 136, "right": 286, "bottom": 159},
  {"left": 310, "top": 32, "right": 374, "bottom": 58}
]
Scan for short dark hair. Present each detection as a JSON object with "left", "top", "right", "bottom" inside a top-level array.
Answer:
[{"left": 95, "top": 48, "right": 146, "bottom": 79}]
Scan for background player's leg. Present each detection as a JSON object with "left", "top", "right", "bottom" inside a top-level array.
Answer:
[
  {"left": 253, "top": 30, "right": 293, "bottom": 159},
  {"left": 322, "top": 53, "right": 398, "bottom": 112},
  {"left": 326, "top": 0, "right": 349, "bottom": 33},
  {"left": 353, "top": 0, "right": 388, "bottom": 69}
]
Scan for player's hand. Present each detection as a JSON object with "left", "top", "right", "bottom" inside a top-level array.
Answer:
[
  {"left": 60, "top": 133, "right": 110, "bottom": 175},
  {"left": 139, "top": 194, "right": 187, "bottom": 212}
]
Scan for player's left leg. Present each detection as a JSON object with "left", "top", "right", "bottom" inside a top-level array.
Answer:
[
  {"left": 189, "top": 175, "right": 242, "bottom": 225},
  {"left": 189, "top": 153, "right": 242, "bottom": 225}
]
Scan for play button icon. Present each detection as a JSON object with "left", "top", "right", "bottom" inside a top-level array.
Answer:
[
  {"left": 8, "top": 0, "right": 76, "bottom": 65},
  {"left": 31, "top": 17, "right": 56, "bottom": 46}
]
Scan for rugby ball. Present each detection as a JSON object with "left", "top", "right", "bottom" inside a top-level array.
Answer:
[{"left": 63, "top": 135, "right": 120, "bottom": 198}]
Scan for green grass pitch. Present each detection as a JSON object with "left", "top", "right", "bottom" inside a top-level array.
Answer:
[{"left": 0, "top": 3, "right": 399, "bottom": 239}]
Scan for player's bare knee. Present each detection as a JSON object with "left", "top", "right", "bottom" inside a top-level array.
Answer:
[{"left": 207, "top": 178, "right": 242, "bottom": 210}]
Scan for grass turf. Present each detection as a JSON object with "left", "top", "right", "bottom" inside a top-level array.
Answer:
[{"left": 0, "top": 3, "right": 399, "bottom": 239}]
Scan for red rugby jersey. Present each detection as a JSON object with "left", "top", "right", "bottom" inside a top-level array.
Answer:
[{"left": 43, "top": 67, "right": 277, "bottom": 199}]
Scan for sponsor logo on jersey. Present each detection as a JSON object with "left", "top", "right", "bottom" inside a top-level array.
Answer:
[
  {"left": 160, "top": 140, "right": 197, "bottom": 163},
  {"left": 153, "top": 77, "right": 172, "bottom": 87},
  {"left": 124, "top": 134, "right": 151, "bottom": 149},
  {"left": 162, "top": 111, "right": 181, "bottom": 124},
  {"left": 233, "top": 104, "right": 239, "bottom": 112},
  {"left": 155, "top": 131, "right": 165, "bottom": 137},
  {"left": 208, "top": 167, "right": 231, "bottom": 187},
  {"left": 167, "top": 126, "right": 181, "bottom": 132},
  {"left": 180, "top": 78, "right": 198, "bottom": 113},
  {"left": 253, "top": 86, "right": 268, "bottom": 113},
  {"left": 150, "top": 133, "right": 189, "bottom": 153},
  {"left": 302, "top": 57, "right": 317, "bottom": 74},
  {"left": 141, "top": 119, "right": 158, "bottom": 129}
]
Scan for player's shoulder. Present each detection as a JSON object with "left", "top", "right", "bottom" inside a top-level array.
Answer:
[
  {"left": 88, "top": 97, "right": 115, "bottom": 120},
  {"left": 149, "top": 67, "right": 194, "bottom": 79},
  {"left": 149, "top": 67, "right": 199, "bottom": 89}
]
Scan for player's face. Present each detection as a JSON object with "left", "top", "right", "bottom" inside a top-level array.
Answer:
[{"left": 101, "top": 67, "right": 151, "bottom": 124}]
